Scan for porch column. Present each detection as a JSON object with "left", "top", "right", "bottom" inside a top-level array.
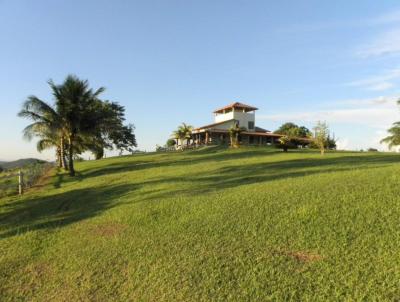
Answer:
[{"left": 205, "top": 131, "right": 209, "bottom": 145}]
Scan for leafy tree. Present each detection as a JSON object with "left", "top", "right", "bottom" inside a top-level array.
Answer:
[
  {"left": 277, "top": 127, "right": 300, "bottom": 152},
  {"left": 166, "top": 138, "right": 176, "bottom": 147},
  {"left": 274, "top": 122, "right": 299, "bottom": 135},
  {"left": 326, "top": 134, "right": 337, "bottom": 150},
  {"left": 298, "top": 126, "right": 312, "bottom": 138},
  {"left": 313, "top": 121, "right": 329, "bottom": 155},
  {"left": 83, "top": 102, "right": 137, "bottom": 159},
  {"left": 0, "top": 166, "right": 3, "bottom": 173},
  {"left": 380, "top": 122, "right": 400, "bottom": 149},
  {"left": 228, "top": 123, "right": 246, "bottom": 148},
  {"left": 274, "top": 122, "right": 312, "bottom": 151}
]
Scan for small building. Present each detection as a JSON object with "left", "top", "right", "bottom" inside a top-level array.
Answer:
[{"left": 191, "top": 102, "right": 283, "bottom": 145}]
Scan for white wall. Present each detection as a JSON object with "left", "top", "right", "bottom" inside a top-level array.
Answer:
[
  {"left": 214, "top": 110, "right": 256, "bottom": 131},
  {"left": 211, "top": 120, "right": 236, "bottom": 130},
  {"left": 215, "top": 111, "right": 234, "bottom": 123},
  {"left": 233, "top": 111, "right": 255, "bottom": 131}
]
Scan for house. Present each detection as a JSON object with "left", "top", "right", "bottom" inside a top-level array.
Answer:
[{"left": 191, "top": 102, "right": 283, "bottom": 145}]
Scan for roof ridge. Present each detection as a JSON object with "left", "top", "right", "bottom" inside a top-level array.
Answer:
[{"left": 213, "top": 102, "right": 258, "bottom": 113}]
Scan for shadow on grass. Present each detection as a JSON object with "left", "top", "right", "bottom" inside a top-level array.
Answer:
[
  {"left": 78, "top": 147, "right": 283, "bottom": 180},
  {"left": 0, "top": 183, "right": 137, "bottom": 239},
  {"left": 136, "top": 154, "right": 400, "bottom": 200},
  {"left": 1, "top": 151, "right": 398, "bottom": 239}
]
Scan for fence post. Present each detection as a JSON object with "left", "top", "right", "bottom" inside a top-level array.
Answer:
[{"left": 18, "top": 170, "right": 23, "bottom": 195}]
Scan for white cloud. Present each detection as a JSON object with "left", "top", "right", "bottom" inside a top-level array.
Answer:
[
  {"left": 357, "top": 28, "right": 400, "bottom": 58},
  {"left": 261, "top": 107, "right": 396, "bottom": 128},
  {"left": 369, "top": 82, "right": 394, "bottom": 91},
  {"left": 346, "top": 68, "right": 400, "bottom": 91}
]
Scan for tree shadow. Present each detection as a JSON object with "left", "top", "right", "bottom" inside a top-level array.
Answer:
[
  {"left": 80, "top": 148, "right": 283, "bottom": 180},
  {"left": 136, "top": 154, "right": 400, "bottom": 200},
  {"left": 0, "top": 183, "right": 137, "bottom": 239}
]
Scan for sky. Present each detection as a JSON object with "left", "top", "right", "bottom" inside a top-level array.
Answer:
[{"left": 1, "top": 0, "right": 400, "bottom": 161}]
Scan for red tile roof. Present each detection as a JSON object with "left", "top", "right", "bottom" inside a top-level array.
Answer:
[{"left": 213, "top": 102, "right": 258, "bottom": 113}]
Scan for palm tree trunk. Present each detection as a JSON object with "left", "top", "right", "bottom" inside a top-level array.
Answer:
[
  {"left": 60, "top": 137, "right": 68, "bottom": 170},
  {"left": 68, "top": 135, "right": 75, "bottom": 176},
  {"left": 56, "top": 147, "right": 62, "bottom": 168}
]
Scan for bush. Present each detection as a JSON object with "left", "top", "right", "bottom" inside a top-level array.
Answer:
[{"left": 166, "top": 139, "right": 176, "bottom": 147}]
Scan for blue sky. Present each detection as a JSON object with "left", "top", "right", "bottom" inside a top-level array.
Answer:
[{"left": 1, "top": 0, "right": 400, "bottom": 160}]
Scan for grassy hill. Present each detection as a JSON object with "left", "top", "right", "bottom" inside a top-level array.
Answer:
[{"left": 0, "top": 147, "right": 399, "bottom": 301}]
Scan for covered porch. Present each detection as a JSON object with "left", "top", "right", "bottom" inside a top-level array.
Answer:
[{"left": 191, "top": 129, "right": 282, "bottom": 146}]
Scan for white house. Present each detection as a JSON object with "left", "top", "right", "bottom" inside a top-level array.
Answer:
[{"left": 191, "top": 102, "right": 283, "bottom": 145}]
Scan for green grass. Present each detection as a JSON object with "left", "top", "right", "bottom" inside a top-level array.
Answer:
[
  {"left": 1, "top": 146, "right": 399, "bottom": 301},
  {"left": 0, "top": 172, "right": 18, "bottom": 198}
]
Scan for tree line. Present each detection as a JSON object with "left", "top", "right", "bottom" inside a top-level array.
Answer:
[{"left": 18, "top": 75, "right": 137, "bottom": 176}]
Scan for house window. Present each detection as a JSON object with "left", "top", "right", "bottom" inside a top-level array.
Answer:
[{"left": 248, "top": 121, "right": 254, "bottom": 130}]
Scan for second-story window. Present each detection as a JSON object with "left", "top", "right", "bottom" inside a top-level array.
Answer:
[{"left": 248, "top": 121, "right": 254, "bottom": 130}]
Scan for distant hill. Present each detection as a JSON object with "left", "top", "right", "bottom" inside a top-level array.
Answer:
[{"left": 0, "top": 158, "right": 46, "bottom": 170}]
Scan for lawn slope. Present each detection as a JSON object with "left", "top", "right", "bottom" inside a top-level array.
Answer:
[{"left": 1, "top": 147, "right": 399, "bottom": 301}]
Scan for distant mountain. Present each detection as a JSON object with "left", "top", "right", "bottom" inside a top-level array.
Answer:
[{"left": 0, "top": 158, "right": 46, "bottom": 170}]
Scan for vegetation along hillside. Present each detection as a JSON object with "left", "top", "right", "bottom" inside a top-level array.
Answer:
[
  {"left": 0, "top": 158, "right": 45, "bottom": 171},
  {"left": 0, "top": 147, "right": 399, "bottom": 301}
]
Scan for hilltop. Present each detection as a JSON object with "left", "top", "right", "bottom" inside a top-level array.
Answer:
[
  {"left": 0, "top": 158, "right": 46, "bottom": 170},
  {"left": 0, "top": 147, "right": 399, "bottom": 301}
]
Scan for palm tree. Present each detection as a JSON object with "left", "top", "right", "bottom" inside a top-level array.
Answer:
[
  {"left": 18, "top": 96, "right": 68, "bottom": 169},
  {"left": 381, "top": 122, "right": 400, "bottom": 149},
  {"left": 36, "top": 129, "right": 64, "bottom": 168},
  {"left": 19, "top": 75, "right": 137, "bottom": 175},
  {"left": 228, "top": 124, "right": 245, "bottom": 148},
  {"left": 49, "top": 75, "right": 106, "bottom": 176},
  {"left": 173, "top": 123, "right": 193, "bottom": 148}
]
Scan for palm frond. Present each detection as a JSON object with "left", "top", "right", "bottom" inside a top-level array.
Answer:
[{"left": 37, "top": 139, "right": 57, "bottom": 152}]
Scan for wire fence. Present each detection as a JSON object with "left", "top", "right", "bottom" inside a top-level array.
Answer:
[{"left": 0, "top": 163, "right": 53, "bottom": 198}]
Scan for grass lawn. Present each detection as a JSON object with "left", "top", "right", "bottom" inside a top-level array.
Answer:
[
  {"left": 0, "top": 146, "right": 399, "bottom": 301},
  {"left": 0, "top": 178, "right": 17, "bottom": 198}
]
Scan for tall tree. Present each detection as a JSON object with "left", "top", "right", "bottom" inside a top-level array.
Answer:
[
  {"left": 313, "top": 121, "right": 329, "bottom": 155},
  {"left": 49, "top": 75, "right": 106, "bottom": 176}
]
